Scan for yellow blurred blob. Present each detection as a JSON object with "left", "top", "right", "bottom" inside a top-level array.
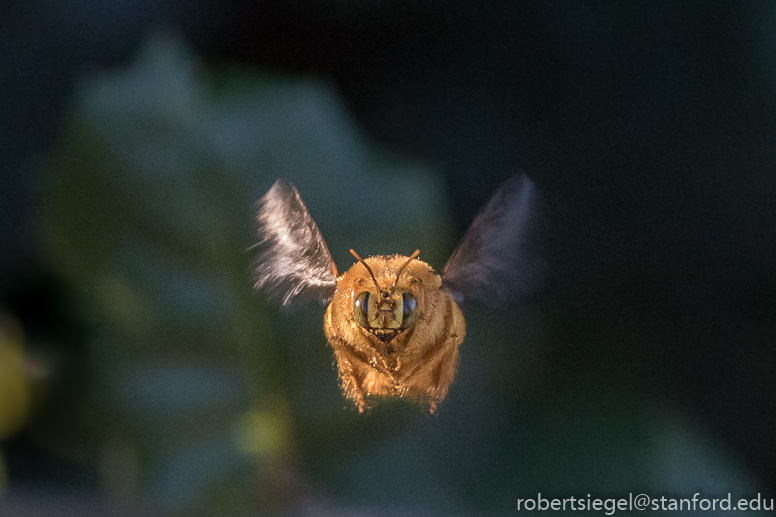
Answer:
[
  {"left": 0, "top": 312, "right": 31, "bottom": 440},
  {"left": 234, "top": 405, "right": 291, "bottom": 459}
]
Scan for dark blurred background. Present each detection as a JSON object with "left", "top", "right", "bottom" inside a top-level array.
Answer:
[{"left": 2, "top": 1, "right": 776, "bottom": 515}]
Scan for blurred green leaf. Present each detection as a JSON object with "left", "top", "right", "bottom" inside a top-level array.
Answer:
[{"left": 38, "top": 31, "right": 454, "bottom": 516}]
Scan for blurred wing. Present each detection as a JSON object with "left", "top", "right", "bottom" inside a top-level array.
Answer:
[
  {"left": 442, "top": 174, "right": 545, "bottom": 304},
  {"left": 253, "top": 179, "right": 338, "bottom": 306}
]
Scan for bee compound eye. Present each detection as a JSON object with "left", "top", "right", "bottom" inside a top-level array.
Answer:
[
  {"left": 401, "top": 293, "right": 418, "bottom": 328},
  {"left": 354, "top": 291, "right": 371, "bottom": 327}
]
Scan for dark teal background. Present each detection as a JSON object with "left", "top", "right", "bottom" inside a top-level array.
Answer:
[{"left": 2, "top": 2, "right": 776, "bottom": 515}]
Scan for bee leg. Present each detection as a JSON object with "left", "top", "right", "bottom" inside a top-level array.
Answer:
[
  {"left": 335, "top": 354, "right": 367, "bottom": 412},
  {"left": 350, "top": 381, "right": 368, "bottom": 413},
  {"left": 425, "top": 341, "right": 460, "bottom": 413}
]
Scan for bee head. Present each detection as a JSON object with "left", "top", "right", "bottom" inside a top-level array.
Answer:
[{"left": 349, "top": 249, "right": 420, "bottom": 342}]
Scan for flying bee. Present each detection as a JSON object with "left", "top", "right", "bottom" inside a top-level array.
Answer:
[{"left": 253, "top": 175, "right": 543, "bottom": 413}]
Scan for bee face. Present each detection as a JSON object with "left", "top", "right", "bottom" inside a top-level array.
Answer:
[
  {"left": 337, "top": 255, "right": 435, "bottom": 345},
  {"left": 349, "top": 254, "right": 422, "bottom": 344},
  {"left": 353, "top": 288, "right": 417, "bottom": 342}
]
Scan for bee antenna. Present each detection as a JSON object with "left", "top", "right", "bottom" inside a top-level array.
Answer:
[
  {"left": 394, "top": 249, "right": 420, "bottom": 286},
  {"left": 350, "top": 249, "right": 382, "bottom": 290}
]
